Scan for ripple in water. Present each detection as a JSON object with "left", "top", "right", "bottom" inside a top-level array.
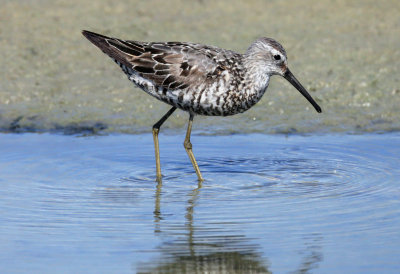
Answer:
[{"left": 0, "top": 133, "right": 399, "bottom": 273}]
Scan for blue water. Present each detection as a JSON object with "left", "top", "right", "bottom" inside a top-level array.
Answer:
[{"left": 0, "top": 133, "right": 399, "bottom": 273}]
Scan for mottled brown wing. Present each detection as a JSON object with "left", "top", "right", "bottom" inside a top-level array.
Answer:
[{"left": 82, "top": 30, "right": 223, "bottom": 90}]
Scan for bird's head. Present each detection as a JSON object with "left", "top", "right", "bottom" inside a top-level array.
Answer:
[{"left": 246, "top": 37, "right": 322, "bottom": 113}]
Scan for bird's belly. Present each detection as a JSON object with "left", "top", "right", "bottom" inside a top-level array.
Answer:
[
  {"left": 167, "top": 86, "right": 263, "bottom": 116},
  {"left": 127, "top": 72, "right": 263, "bottom": 116}
]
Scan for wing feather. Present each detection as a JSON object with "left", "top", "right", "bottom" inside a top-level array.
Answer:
[{"left": 82, "top": 30, "right": 236, "bottom": 91}]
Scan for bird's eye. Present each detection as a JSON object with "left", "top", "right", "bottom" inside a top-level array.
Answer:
[{"left": 273, "top": 54, "right": 281, "bottom": 61}]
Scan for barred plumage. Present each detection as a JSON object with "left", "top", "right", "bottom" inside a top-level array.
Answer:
[{"left": 82, "top": 30, "right": 321, "bottom": 181}]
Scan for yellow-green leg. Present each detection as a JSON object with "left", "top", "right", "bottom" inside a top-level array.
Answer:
[
  {"left": 152, "top": 107, "right": 176, "bottom": 181},
  {"left": 184, "top": 114, "right": 204, "bottom": 181}
]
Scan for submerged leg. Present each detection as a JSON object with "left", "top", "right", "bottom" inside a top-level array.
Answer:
[
  {"left": 152, "top": 107, "right": 177, "bottom": 181},
  {"left": 184, "top": 114, "right": 204, "bottom": 181}
]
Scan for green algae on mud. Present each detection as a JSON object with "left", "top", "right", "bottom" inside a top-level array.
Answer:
[{"left": 1, "top": 0, "right": 399, "bottom": 134}]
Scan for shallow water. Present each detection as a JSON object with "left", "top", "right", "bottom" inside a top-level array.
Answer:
[
  {"left": 1, "top": 133, "right": 399, "bottom": 273},
  {"left": 2, "top": 1, "right": 400, "bottom": 272}
]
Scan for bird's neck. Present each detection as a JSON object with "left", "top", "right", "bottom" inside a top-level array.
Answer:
[{"left": 243, "top": 60, "right": 271, "bottom": 98}]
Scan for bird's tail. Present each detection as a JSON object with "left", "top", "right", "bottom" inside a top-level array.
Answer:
[{"left": 82, "top": 30, "right": 143, "bottom": 68}]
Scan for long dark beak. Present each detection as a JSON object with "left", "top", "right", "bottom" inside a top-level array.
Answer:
[{"left": 283, "top": 69, "right": 322, "bottom": 113}]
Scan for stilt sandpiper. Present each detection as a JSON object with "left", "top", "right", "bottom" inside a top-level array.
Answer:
[{"left": 82, "top": 30, "right": 322, "bottom": 181}]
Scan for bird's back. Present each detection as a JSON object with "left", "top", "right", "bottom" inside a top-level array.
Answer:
[{"left": 83, "top": 31, "right": 264, "bottom": 116}]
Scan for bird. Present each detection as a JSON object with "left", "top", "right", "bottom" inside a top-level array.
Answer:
[{"left": 82, "top": 30, "right": 322, "bottom": 182}]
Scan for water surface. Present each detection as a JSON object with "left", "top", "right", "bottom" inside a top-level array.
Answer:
[
  {"left": 2, "top": 1, "right": 400, "bottom": 272},
  {"left": 1, "top": 133, "right": 399, "bottom": 273}
]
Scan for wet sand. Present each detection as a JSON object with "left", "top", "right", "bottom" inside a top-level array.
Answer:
[
  {"left": 0, "top": 133, "right": 399, "bottom": 273},
  {"left": 1, "top": 0, "right": 399, "bottom": 134},
  {"left": 1, "top": 1, "right": 400, "bottom": 272}
]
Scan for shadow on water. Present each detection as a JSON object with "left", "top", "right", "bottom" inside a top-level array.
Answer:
[{"left": 137, "top": 179, "right": 323, "bottom": 274}]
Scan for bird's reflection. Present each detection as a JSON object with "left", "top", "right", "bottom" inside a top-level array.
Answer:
[
  {"left": 294, "top": 234, "right": 324, "bottom": 274},
  {"left": 143, "top": 178, "right": 271, "bottom": 273},
  {"left": 97, "top": 177, "right": 323, "bottom": 273},
  {"left": 185, "top": 180, "right": 201, "bottom": 258},
  {"left": 153, "top": 180, "right": 163, "bottom": 234}
]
